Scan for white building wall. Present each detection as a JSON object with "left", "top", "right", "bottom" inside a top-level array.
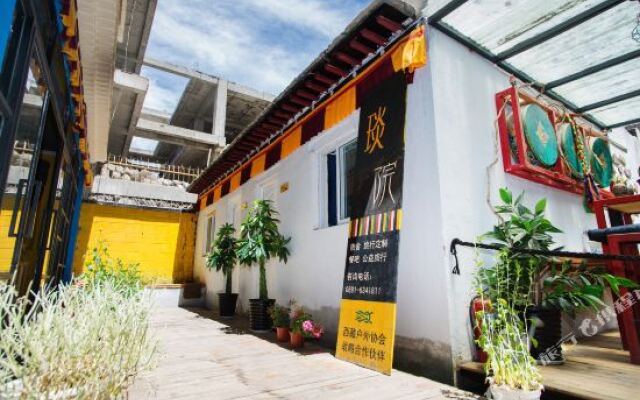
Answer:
[
  {"left": 193, "top": 25, "right": 640, "bottom": 384},
  {"left": 426, "top": 27, "right": 640, "bottom": 368}
]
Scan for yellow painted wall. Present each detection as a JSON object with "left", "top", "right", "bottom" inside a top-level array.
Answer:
[
  {"left": 0, "top": 196, "right": 17, "bottom": 273},
  {"left": 73, "top": 203, "right": 196, "bottom": 284}
]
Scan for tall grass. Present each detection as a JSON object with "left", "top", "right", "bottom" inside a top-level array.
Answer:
[{"left": 0, "top": 278, "right": 156, "bottom": 398}]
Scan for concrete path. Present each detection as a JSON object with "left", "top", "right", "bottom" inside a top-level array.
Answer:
[{"left": 129, "top": 307, "right": 477, "bottom": 400}]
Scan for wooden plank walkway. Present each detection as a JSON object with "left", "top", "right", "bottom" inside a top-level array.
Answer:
[
  {"left": 459, "top": 330, "right": 640, "bottom": 400},
  {"left": 129, "top": 307, "right": 476, "bottom": 400}
]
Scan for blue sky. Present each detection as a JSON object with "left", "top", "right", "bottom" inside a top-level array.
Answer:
[{"left": 141, "top": 0, "right": 370, "bottom": 115}]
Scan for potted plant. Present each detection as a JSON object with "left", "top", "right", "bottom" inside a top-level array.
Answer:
[
  {"left": 269, "top": 303, "right": 291, "bottom": 342},
  {"left": 482, "top": 188, "right": 637, "bottom": 363},
  {"left": 289, "top": 305, "right": 323, "bottom": 349},
  {"left": 206, "top": 223, "right": 239, "bottom": 318},
  {"left": 237, "top": 200, "right": 291, "bottom": 331},
  {"left": 475, "top": 298, "right": 543, "bottom": 400}
]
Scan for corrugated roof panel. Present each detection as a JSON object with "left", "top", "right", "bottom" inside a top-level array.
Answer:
[
  {"left": 553, "top": 58, "right": 640, "bottom": 107},
  {"left": 588, "top": 97, "right": 640, "bottom": 126},
  {"left": 507, "top": 2, "right": 638, "bottom": 83},
  {"left": 442, "top": 0, "right": 604, "bottom": 54}
]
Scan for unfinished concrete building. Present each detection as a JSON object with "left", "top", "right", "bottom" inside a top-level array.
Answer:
[{"left": 89, "top": 0, "right": 273, "bottom": 209}]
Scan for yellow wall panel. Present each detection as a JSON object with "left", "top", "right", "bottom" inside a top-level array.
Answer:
[
  {"left": 251, "top": 154, "right": 266, "bottom": 177},
  {"left": 73, "top": 203, "right": 196, "bottom": 284},
  {"left": 0, "top": 197, "right": 17, "bottom": 273},
  {"left": 324, "top": 86, "right": 356, "bottom": 130},
  {"left": 230, "top": 172, "right": 241, "bottom": 192},
  {"left": 281, "top": 127, "right": 302, "bottom": 159}
]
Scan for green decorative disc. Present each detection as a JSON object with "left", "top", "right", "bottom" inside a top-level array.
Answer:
[
  {"left": 591, "top": 138, "right": 613, "bottom": 187},
  {"left": 520, "top": 104, "right": 558, "bottom": 167},
  {"left": 558, "top": 123, "right": 583, "bottom": 178}
]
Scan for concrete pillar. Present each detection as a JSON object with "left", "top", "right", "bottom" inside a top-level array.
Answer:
[{"left": 212, "top": 80, "right": 228, "bottom": 140}]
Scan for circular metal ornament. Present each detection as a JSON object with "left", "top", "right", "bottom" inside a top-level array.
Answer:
[
  {"left": 520, "top": 104, "right": 558, "bottom": 167},
  {"left": 558, "top": 123, "right": 584, "bottom": 178},
  {"left": 591, "top": 138, "right": 613, "bottom": 187}
]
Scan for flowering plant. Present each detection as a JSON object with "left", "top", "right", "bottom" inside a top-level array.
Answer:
[
  {"left": 290, "top": 306, "right": 324, "bottom": 339},
  {"left": 302, "top": 320, "right": 324, "bottom": 339}
]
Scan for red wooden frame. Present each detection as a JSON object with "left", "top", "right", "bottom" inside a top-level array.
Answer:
[
  {"left": 591, "top": 195, "right": 640, "bottom": 364},
  {"left": 495, "top": 86, "right": 585, "bottom": 195},
  {"left": 606, "top": 233, "right": 640, "bottom": 365}
]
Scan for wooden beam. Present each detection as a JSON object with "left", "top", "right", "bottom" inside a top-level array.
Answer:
[
  {"left": 324, "top": 63, "right": 347, "bottom": 77},
  {"left": 349, "top": 38, "right": 374, "bottom": 55},
  {"left": 304, "top": 80, "right": 327, "bottom": 93},
  {"left": 290, "top": 95, "right": 311, "bottom": 107},
  {"left": 268, "top": 116, "right": 288, "bottom": 124},
  {"left": 274, "top": 110, "right": 293, "bottom": 119},
  {"left": 376, "top": 15, "right": 402, "bottom": 32},
  {"left": 335, "top": 52, "right": 360, "bottom": 66},
  {"left": 361, "top": 29, "right": 387, "bottom": 46},
  {"left": 281, "top": 103, "right": 300, "bottom": 113},
  {"left": 296, "top": 89, "right": 317, "bottom": 101},
  {"left": 261, "top": 122, "right": 280, "bottom": 130},
  {"left": 313, "top": 73, "right": 336, "bottom": 86}
]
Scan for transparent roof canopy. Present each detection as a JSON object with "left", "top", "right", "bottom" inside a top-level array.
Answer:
[{"left": 429, "top": 0, "right": 640, "bottom": 130}]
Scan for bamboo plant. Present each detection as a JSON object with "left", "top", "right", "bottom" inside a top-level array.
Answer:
[{"left": 236, "top": 200, "right": 290, "bottom": 301}]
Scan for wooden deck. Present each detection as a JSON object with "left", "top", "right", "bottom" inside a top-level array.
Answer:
[
  {"left": 459, "top": 330, "right": 640, "bottom": 400},
  {"left": 129, "top": 307, "right": 477, "bottom": 400}
]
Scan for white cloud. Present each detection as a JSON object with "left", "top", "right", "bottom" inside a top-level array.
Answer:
[
  {"left": 140, "top": 66, "right": 189, "bottom": 115},
  {"left": 142, "top": 0, "right": 367, "bottom": 113},
  {"left": 241, "top": 0, "right": 360, "bottom": 38}
]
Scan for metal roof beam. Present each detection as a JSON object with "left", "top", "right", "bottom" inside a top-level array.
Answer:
[
  {"left": 577, "top": 89, "right": 640, "bottom": 113},
  {"left": 545, "top": 49, "right": 640, "bottom": 89},
  {"left": 429, "top": 20, "right": 606, "bottom": 130},
  {"left": 427, "top": 0, "right": 470, "bottom": 23},
  {"left": 608, "top": 118, "right": 640, "bottom": 130},
  {"left": 496, "top": 0, "right": 625, "bottom": 61}
]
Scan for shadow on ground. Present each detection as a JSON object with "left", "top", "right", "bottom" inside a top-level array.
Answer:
[{"left": 182, "top": 307, "right": 329, "bottom": 357}]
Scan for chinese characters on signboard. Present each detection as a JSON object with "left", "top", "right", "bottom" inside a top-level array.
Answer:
[{"left": 336, "top": 72, "right": 407, "bottom": 375}]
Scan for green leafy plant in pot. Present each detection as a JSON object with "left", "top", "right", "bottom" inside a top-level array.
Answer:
[
  {"left": 484, "top": 188, "right": 637, "bottom": 364},
  {"left": 206, "top": 223, "right": 239, "bottom": 318},
  {"left": 269, "top": 303, "right": 291, "bottom": 342},
  {"left": 237, "top": 200, "right": 290, "bottom": 331}
]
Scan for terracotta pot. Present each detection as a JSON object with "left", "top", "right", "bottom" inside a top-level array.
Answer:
[
  {"left": 290, "top": 332, "right": 304, "bottom": 348},
  {"left": 276, "top": 327, "right": 290, "bottom": 343}
]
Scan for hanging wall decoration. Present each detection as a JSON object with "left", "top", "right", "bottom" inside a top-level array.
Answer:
[
  {"left": 334, "top": 72, "right": 407, "bottom": 375},
  {"left": 495, "top": 86, "right": 613, "bottom": 202}
]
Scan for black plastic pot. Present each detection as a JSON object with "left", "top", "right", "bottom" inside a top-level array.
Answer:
[
  {"left": 526, "top": 307, "right": 564, "bottom": 364},
  {"left": 249, "top": 298, "right": 275, "bottom": 331},
  {"left": 218, "top": 293, "right": 238, "bottom": 318}
]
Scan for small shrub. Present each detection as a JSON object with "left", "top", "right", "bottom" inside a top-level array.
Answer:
[
  {"left": 268, "top": 304, "right": 290, "bottom": 328},
  {"left": 80, "top": 241, "right": 144, "bottom": 296},
  {"left": 0, "top": 279, "right": 156, "bottom": 398}
]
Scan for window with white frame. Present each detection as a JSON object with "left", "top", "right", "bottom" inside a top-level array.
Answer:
[
  {"left": 326, "top": 139, "right": 357, "bottom": 226},
  {"left": 204, "top": 213, "right": 216, "bottom": 255}
]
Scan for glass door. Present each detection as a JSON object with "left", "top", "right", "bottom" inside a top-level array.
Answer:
[
  {"left": 0, "top": 46, "right": 48, "bottom": 282},
  {"left": 45, "top": 159, "right": 77, "bottom": 287}
]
